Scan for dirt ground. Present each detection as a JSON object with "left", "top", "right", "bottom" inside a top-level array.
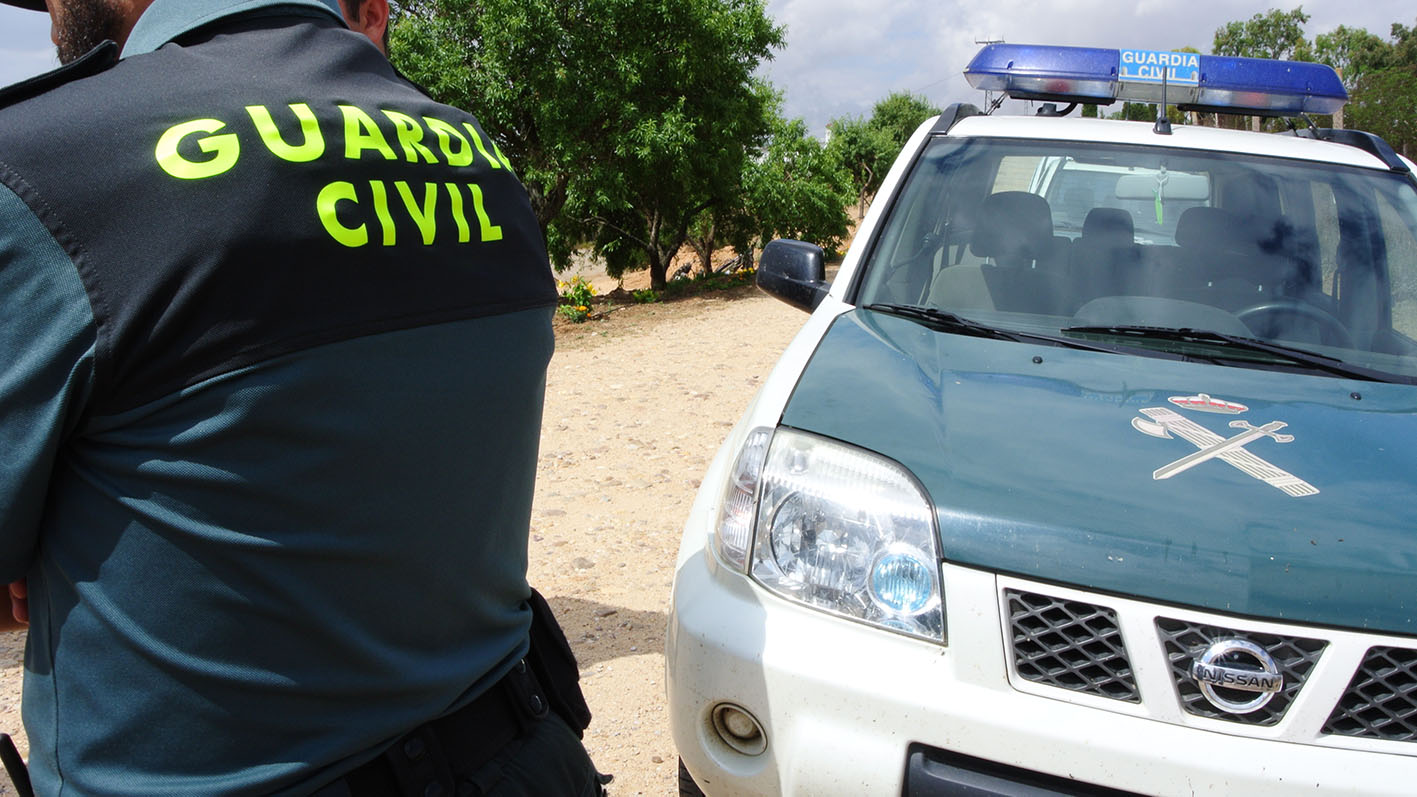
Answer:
[{"left": 0, "top": 272, "right": 811, "bottom": 796}]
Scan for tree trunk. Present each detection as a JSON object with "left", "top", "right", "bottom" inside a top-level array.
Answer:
[
  {"left": 696, "top": 220, "right": 717, "bottom": 276},
  {"left": 526, "top": 173, "right": 569, "bottom": 243},
  {"left": 648, "top": 255, "right": 668, "bottom": 291},
  {"left": 857, "top": 164, "right": 874, "bottom": 218},
  {"left": 647, "top": 210, "right": 668, "bottom": 291}
]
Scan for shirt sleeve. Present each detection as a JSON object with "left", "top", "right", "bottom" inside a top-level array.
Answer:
[{"left": 0, "top": 181, "right": 96, "bottom": 581}]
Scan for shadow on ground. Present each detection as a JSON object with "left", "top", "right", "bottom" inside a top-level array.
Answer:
[{"left": 542, "top": 595, "right": 668, "bottom": 670}]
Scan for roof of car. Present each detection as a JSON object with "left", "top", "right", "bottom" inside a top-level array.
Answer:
[{"left": 943, "top": 114, "right": 1397, "bottom": 172}]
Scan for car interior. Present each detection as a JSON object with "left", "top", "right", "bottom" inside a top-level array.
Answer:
[{"left": 859, "top": 137, "right": 1417, "bottom": 372}]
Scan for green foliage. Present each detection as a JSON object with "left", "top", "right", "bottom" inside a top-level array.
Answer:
[
  {"left": 556, "top": 276, "right": 596, "bottom": 323},
  {"left": 1312, "top": 25, "right": 1391, "bottom": 89},
  {"left": 632, "top": 288, "right": 661, "bottom": 304},
  {"left": 568, "top": 3, "right": 783, "bottom": 290},
  {"left": 1390, "top": 19, "right": 1417, "bottom": 68},
  {"left": 1213, "top": 7, "right": 1311, "bottom": 61},
  {"left": 1204, "top": 8, "right": 1417, "bottom": 146},
  {"left": 661, "top": 265, "right": 757, "bottom": 298},
  {"left": 1348, "top": 66, "right": 1417, "bottom": 156},
  {"left": 391, "top": 0, "right": 784, "bottom": 289},
  {"left": 739, "top": 114, "right": 853, "bottom": 252},
  {"left": 1110, "top": 102, "right": 1156, "bottom": 122},
  {"left": 826, "top": 92, "right": 939, "bottom": 215},
  {"left": 868, "top": 92, "right": 942, "bottom": 152},
  {"left": 824, "top": 116, "right": 893, "bottom": 214},
  {"left": 1104, "top": 102, "right": 1183, "bottom": 125},
  {"left": 390, "top": 0, "right": 582, "bottom": 254}
]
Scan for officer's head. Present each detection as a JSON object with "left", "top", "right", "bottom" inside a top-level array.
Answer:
[
  {"left": 339, "top": 0, "right": 389, "bottom": 55},
  {"left": 3, "top": 0, "right": 155, "bottom": 65},
  {"left": 5, "top": 0, "right": 389, "bottom": 63}
]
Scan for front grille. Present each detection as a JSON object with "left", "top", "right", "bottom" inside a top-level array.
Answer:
[
  {"left": 1007, "top": 590, "right": 1138, "bottom": 702},
  {"left": 1002, "top": 581, "right": 1417, "bottom": 751},
  {"left": 1156, "top": 618, "right": 1326, "bottom": 726},
  {"left": 1323, "top": 646, "right": 1417, "bottom": 741}
]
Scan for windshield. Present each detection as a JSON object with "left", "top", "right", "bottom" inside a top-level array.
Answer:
[{"left": 856, "top": 136, "right": 1417, "bottom": 381}]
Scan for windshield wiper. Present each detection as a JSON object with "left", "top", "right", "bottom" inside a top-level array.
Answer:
[
  {"left": 865, "top": 304, "right": 1114, "bottom": 352},
  {"left": 866, "top": 303, "right": 1023, "bottom": 341},
  {"left": 1061, "top": 324, "right": 1400, "bottom": 383}
]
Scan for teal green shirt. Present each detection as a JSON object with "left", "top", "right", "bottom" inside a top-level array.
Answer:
[{"left": 0, "top": 1, "right": 557, "bottom": 793}]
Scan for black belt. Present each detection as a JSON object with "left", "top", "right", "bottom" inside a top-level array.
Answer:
[{"left": 315, "top": 659, "right": 550, "bottom": 797}]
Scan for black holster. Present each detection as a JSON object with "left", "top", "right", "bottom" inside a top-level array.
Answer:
[{"left": 525, "top": 588, "right": 592, "bottom": 737}]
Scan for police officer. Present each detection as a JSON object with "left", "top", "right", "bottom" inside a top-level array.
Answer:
[{"left": 0, "top": 1, "right": 600, "bottom": 794}]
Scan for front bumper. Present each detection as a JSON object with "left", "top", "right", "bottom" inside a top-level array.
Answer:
[{"left": 667, "top": 551, "right": 1417, "bottom": 796}]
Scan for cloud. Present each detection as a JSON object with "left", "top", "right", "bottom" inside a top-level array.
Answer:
[
  {"left": 762, "top": 0, "right": 1416, "bottom": 136},
  {"left": 0, "top": 8, "right": 54, "bottom": 87},
  {"left": 0, "top": 47, "right": 57, "bottom": 87}
]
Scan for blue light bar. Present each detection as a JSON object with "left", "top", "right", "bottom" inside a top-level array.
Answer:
[{"left": 964, "top": 43, "right": 1347, "bottom": 116}]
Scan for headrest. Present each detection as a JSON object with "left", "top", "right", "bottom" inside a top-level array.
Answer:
[
  {"left": 1175, "top": 207, "right": 1255, "bottom": 254},
  {"left": 971, "top": 191, "right": 1054, "bottom": 267},
  {"left": 1080, "top": 208, "right": 1134, "bottom": 247},
  {"left": 1219, "top": 173, "right": 1281, "bottom": 222}
]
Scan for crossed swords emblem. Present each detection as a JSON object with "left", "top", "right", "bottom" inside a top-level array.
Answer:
[{"left": 1132, "top": 404, "right": 1319, "bottom": 498}]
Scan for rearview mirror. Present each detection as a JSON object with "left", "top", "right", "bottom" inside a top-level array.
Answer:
[
  {"left": 757, "top": 239, "right": 830, "bottom": 313},
  {"left": 1115, "top": 172, "right": 1210, "bottom": 201}
]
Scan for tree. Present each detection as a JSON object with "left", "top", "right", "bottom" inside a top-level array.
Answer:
[
  {"left": 391, "top": 0, "right": 593, "bottom": 256},
  {"left": 1303, "top": 17, "right": 1415, "bottom": 135},
  {"left": 1312, "top": 25, "right": 1392, "bottom": 90},
  {"left": 825, "top": 92, "right": 939, "bottom": 217},
  {"left": 825, "top": 116, "right": 893, "bottom": 217},
  {"left": 1390, "top": 19, "right": 1417, "bottom": 68},
  {"left": 868, "top": 92, "right": 942, "bottom": 153},
  {"left": 684, "top": 108, "right": 853, "bottom": 278},
  {"left": 1213, "top": 7, "right": 1312, "bottom": 61},
  {"left": 1108, "top": 102, "right": 1157, "bottom": 122},
  {"left": 1307, "top": 24, "right": 1393, "bottom": 129},
  {"left": 738, "top": 116, "right": 853, "bottom": 255},
  {"left": 1213, "top": 7, "right": 1312, "bottom": 130},
  {"left": 391, "top": 0, "right": 784, "bottom": 287},
  {"left": 1348, "top": 66, "right": 1417, "bottom": 157},
  {"left": 575, "top": 10, "right": 782, "bottom": 291}
]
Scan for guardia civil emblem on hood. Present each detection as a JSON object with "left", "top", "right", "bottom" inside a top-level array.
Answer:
[{"left": 1132, "top": 396, "right": 1318, "bottom": 498}]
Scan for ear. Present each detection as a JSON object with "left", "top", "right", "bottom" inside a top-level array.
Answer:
[{"left": 350, "top": 0, "right": 389, "bottom": 54}]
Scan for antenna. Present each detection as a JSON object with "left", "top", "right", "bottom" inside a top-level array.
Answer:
[{"left": 1154, "top": 67, "right": 1172, "bottom": 135}]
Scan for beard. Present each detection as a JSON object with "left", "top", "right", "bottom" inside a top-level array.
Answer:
[{"left": 52, "top": 0, "right": 125, "bottom": 64}]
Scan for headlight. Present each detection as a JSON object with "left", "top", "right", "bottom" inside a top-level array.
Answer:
[
  {"left": 713, "top": 427, "right": 773, "bottom": 571},
  {"left": 749, "top": 428, "right": 943, "bottom": 642}
]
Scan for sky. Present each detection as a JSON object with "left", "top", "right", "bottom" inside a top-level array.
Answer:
[{"left": 1, "top": 0, "right": 1414, "bottom": 135}]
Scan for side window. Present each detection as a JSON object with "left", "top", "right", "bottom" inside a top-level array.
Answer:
[
  {"left": 994, "top": 156, "right": 1043, "bottom": 193},
  {"left": 1311, "top": 182, "right": 1341, "bottom": 298},
  {"left": 1375, "top": 191, "right": 1417, "bottom": 339}
]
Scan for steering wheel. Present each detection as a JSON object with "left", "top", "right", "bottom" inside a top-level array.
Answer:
[{"left": 1235, "top": 300, "right": 1353, "bottom": 348}]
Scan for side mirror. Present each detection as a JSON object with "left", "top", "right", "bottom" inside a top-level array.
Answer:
[{"left": 757, "top": 239, "right": 829, "bottom": 313}]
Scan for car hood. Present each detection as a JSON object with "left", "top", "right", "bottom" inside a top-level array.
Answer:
[{"left": 780, "top": 308, "right": 1417, "bottom": 634}]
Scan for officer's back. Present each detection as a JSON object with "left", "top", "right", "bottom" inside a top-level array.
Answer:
[{"left": 0, "top": 1, "right": 566, "bottom": 793}]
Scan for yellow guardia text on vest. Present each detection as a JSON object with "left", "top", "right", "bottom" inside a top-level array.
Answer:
[{"left": 154, "top": 103, "right": 515, "bottom": 248}]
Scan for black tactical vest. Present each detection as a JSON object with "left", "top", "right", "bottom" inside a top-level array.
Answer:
[{"left": 0, "top": 12, "right": 556, "bottom": 416}]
